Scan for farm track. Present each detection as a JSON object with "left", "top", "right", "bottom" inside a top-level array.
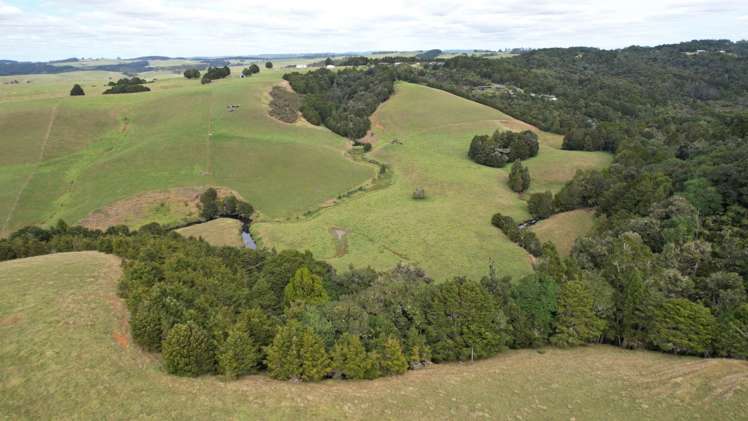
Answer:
[
  {"left": 205, "top": 92, "right": 214, "bottom": 176},
  {"left": 1, "top": 103, "right": 59, "bottom": 233}
]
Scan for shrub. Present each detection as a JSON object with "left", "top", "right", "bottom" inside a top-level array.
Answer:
[
  {"left": 162, "top": 322, "right": 215, "bottom": 376},
  {"left": 265, "top": 61, "right": 273, "bottom": 69}
]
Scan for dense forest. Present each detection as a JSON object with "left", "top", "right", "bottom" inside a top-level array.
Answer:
[{"left": 283, "top": 67, "right": 395, "bottom": 140}]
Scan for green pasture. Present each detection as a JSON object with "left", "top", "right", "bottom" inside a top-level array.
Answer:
[{"left": 256, "top": 83, "right": 611, "bottom": 281}]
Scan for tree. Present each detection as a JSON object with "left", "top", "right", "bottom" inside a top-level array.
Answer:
[
  {"left": 70, "top": 84, "right": 85, "bottom": 96},
  {"left": 183, "top": 68, "right": 201, "bottom": 79},
  {"left": 528, "top": 191, "right": 554, "bottom": 219},
  {"left": 551, "top": 280, "right": 605, "bottom": 347},
  {"left": 713, "top": 304, "right": 748, "bottom": 358},
  {"left": 650, "top": 298, "right": 716, "bottom": 355},
  {"left": 162, "top": 322, "right": 215, "bottom": 377},
  {"left": 266, "top": 322, "right": 304, "bottom": 380},
  {"left": 217, "top": 327, "right": 260, "bottom": 379},
  {"left": 222, "top": 195, "right": 238, "bottom": 216},
  {"left": 422, "top": 278, "right": 509, "bottom": 361},
  {"left": 378, "top": 336, "right": 408, "bottom": 376},
  {"left": 325, "top": 57, "right": 333, "bottom": 66},
  {"left": 301, "top": 329, "right": 331, "bottom": 381},
  {"left": 200, "top": 188, "right": 219, "bottom": 219},
  {"left": 130, "top": 301, "right": 164, "bottom": 352},
  {"left": 508, "top": 161, "right": 531, "bottom": 193},
  {"left": 265, "top": 61, "right": 273, "bottom": 69},
  {"left": 284, "top": 267, "right": 329, "bottom": 308},
  {"left": 249, "top": 64, "right": 260, "bottom": 74},
  {"left": 683, "top": 178, "right": 723, "bottom": 216},
  {"left": 510, "top": 274, "right": 558, "bottom": 348},
  {"left": 332, "top": 334, "right": 372, "bottom": 379}
]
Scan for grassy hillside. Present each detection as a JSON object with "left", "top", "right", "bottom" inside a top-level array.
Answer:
[
  {"left": 176, "top": 218, "right": 244, "bottom": 247},
  {"left": 256, "top": 83, "right": 611, "bottom": 280},
  {"left": 531, "top": 209, "right": 598, "bottom": 256},
  {"left": 0, "top": 69, "right": 376, "bottom": 237},
  {"left": 2, "top": 252, "right": 747, "bottom": 420}
]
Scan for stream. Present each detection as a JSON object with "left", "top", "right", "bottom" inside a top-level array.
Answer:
[{"left": 241, "top": 222, "right": 257, "bottom": 249}]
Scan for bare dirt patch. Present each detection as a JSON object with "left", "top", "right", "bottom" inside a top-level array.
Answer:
[
  {"left": 329, "top": 227, "right": 348, "bottom": 257},
  {"left": 80, "top": 186, "right": 243, "bottom": 230},
  {"left": 0, "top": 313, "right": 23, "bottom": 327}
]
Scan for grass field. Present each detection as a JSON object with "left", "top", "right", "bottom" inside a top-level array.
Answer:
[
  {"left": 531, "top": 209, "right": 598, "bottom": 256},
  {"left": 0, "top": 69, "right": 376, "bottom": 237},
  {"left": 255, "top": 83, "right": 611, "bottom": 281},
  {"left": 1, "top": 252, "right": 747, "bottom": 420},
  {"left": 176, "top": 218, "right": 244, "bottom": 247}
]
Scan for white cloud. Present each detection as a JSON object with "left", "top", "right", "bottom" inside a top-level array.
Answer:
[{"left": 0, "top": 0, "right": 746, "bottom": 60}]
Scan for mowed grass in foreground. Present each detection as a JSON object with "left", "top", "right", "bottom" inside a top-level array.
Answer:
[
  {"left": 256, "top": 83, "right": 611, "bottom": 280},
  {"left": 0, "top": 70, "right": 376, "bottom": 236},
  {"left": 176, "top": 218, "right": 244, "bottom": 247},
  {"left": 1, "top": 252, "right": 747, "bottom": 420}
]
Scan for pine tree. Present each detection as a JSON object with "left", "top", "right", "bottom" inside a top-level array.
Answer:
[
  {"left": 650, "top": 298, "right": 716, "bottom": 355},
  {"left": 249, "top": 278, "right": 277, "bottom": 313},
  {"left": 217, "top": 327, "right": 259, "bottom": 379},
  {"left": 283, "top": 267, "right": 329, "bottom": 308},
  {"left": 332, "top": 334, "right": 371, "bottom": 379},
  {"left": 265, "top": 322, "right": 303, "bottom": 380},
  {"left": 508, "top": 161, "right": 530, "bottom": 193},
  {"left": 404, "top": 327, "right": 431, "bottom": 368},
  {"left": 300, "top": 329, "right": 331, "bottom": 382},
  {"left": 70, "top": 84, "right": 85, "bottom": 96},
  {"left": 378, "top": 336, "right": 408, "bottom": 376},
  {"left": 199, "top": 188, "right": 219, "bottom": 219},
  {"left": 162, "top": 322, "right": 215, "bottom": 377},
  {"left": 551, "top": 280, "right": 605, "bottom": 347},
  {"left": 521, "top": 166, "right": 531, "bottom": 191}
]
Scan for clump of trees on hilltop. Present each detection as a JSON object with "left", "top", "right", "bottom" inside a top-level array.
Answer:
[
  {"left": 242, "top": 64, "right": 260, "bottom": 77},
  {"left": 468, "top": 129, "right": 539, "bottom": 168},
  {"left": 201, "top": 66, "right": 231, "bottom": 84},
  {"left": 183, "top": 68, "right": 201, "bottom": 79},
  {"left": 103, "top": 77, "right": 150, "bottom": 94},
  {"left": 197, "top": 187, "right": 254, "bottom": 222},
  {"left": 283, "top": 67, "right": 395, "bottom": 140}
]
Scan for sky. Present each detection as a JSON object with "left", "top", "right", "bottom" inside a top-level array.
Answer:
[{"left": 1, "top": 0, "right": 747, "bottom": 61}]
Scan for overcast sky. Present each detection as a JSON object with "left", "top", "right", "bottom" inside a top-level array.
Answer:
[{"left": 1, "top": 0, "right": 747, "bottom": 61}]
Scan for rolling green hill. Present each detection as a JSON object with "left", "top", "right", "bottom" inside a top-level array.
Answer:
[
  {"left": 256, "top": 82, "right": 611, "bottom": 280},
  {"left": 0, "top": 70, "right": 376, "bottom": 236},
  {"left": 1, "top": 252, "right": 746, "bottom": 420}
]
